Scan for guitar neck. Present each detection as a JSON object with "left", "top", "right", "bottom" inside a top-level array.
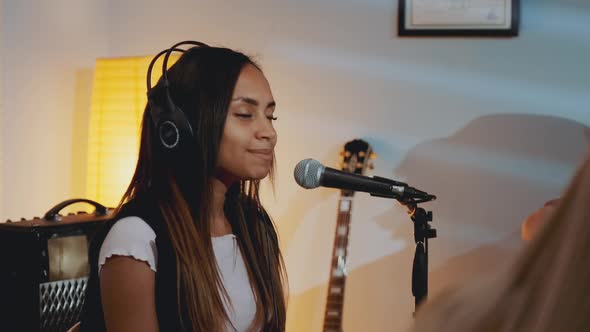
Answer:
[{"left": 323, "top": 196, "right": 353, "bottom": 332}]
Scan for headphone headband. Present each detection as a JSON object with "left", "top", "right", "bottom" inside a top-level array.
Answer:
[
  {"left": 162, "top": 41, "right": 209, "bottom": 87},
  {"left": 146, "top": 40, "right": 209, "bottom": 92},
  {"left": 146, "top": 47, "right": 184, "bottom": 92},
  {"left": 146, "top": 40, "right": 209, "bottom": 150}
]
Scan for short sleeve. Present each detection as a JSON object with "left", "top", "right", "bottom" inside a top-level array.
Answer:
[{"left": 98, "top": 216, "right": 158, "bottom": 273}]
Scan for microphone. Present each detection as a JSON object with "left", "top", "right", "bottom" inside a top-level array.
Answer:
[{"left": 293, "top": 159, "right": 436, "bottom": 201}]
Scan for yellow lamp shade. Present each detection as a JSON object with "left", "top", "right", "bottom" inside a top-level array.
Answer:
[{"left": 86, "top": 55, "right": 178, "bottom": 208}]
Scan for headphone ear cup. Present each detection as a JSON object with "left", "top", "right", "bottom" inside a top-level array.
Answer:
[
  {"left": 162, "top": 94, "right": 194, "bottom": 149},
  {"left": 146, "top": 41, "right": 207, "bottom": 152},
  {"left": 148, "top": 85, "right": 194, "bottom": 150}
]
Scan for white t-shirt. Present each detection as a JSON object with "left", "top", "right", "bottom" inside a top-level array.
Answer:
[{"left": 98, "top": 216, "right": 257, "bottom": 332}]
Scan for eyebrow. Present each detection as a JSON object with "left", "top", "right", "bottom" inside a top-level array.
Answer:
[{"left": 231, "top": 97, "right": 276, "bottom": 109}]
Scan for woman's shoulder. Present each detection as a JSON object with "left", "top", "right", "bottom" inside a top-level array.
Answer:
[
  {"left": 99, "top": 216, "right": 158, "bottom": 272},
  {"left": 106, "top": 216, "right": 156, "bottom": 241},
  {"left": 114, "top": 193, "right": 165, "bottom": 230},
  {"left": 116, "top": 192, "right": 158, "bottom": 216},
  {"left": 88, "top": 194, "right": 160, "bottom": 262}
]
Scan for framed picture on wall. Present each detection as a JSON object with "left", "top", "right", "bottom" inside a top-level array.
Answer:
[{"left": 398, "top": 0, "right": 520, "bottom": 37}]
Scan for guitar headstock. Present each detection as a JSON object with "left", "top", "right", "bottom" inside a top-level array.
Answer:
[{"left": 339, "top": 139, "right": 376, "bottom": 196}]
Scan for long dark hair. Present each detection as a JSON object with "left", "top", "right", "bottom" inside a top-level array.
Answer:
[{"left": 120, "top": 46, "right": 287, "bottom": 331}]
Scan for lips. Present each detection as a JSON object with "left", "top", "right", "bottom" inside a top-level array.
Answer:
[{"left": 248, "top": 149, "right": 274, "bottom": 161}]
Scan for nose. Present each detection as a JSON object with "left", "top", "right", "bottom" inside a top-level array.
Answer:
[{"left": 255, "top": 116, "right": 277, "bottom": 143}]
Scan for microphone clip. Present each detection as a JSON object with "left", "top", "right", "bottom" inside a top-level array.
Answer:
[{"left": 370, "top": 176, "right": 436, "bottom": 204}]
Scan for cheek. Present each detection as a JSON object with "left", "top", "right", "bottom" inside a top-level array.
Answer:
[{"left": 218, "top": 130, "right": 247, "bottom": 166}]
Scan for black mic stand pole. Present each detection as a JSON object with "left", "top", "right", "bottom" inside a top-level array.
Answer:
[
  {"left": 403, "top": 201, "right": 437, "bottom": 314},
  {"left": 370, "top": 176, "right": 437, "bottom": 315}
]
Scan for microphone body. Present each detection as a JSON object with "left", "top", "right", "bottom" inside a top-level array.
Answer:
[
  {"left": 320, "top": 167, "right": 406, "bottom": 198},
  {"left": 294, "top": 159, "right": 435, "bottom": 201}
]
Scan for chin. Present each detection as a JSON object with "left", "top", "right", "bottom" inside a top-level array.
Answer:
[{"left": 246, "top": 168, "right": 271, "bottom": 181}]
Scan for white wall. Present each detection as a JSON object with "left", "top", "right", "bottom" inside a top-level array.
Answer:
[
  {"left": 1, "top": 0, "right": 590, "bottom": 331},
  {"left": 1, "top": 0, "right": 109, "bottom": 220}
]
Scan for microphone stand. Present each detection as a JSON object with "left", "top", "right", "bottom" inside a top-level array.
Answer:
[
  {"left": 371, "top": 177, "right": 437, "bottom": 315},
  {"left": 403, "top": 200, "right": 437, "bottom": 313}
]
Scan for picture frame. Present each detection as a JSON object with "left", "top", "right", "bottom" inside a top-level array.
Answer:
[{"left": 398, "top": 0, "right": 520, "bottom": 37}]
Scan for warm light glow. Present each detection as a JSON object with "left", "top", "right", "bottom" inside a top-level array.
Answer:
[{"left": 86, "top": 55, "right": 178, "bottom": 207}]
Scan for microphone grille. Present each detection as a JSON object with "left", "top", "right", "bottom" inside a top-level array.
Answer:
[{"left": 294, "top": 159, "right": 324, "bottom": 189}]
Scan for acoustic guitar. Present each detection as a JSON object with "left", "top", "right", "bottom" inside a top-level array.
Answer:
[{"left": 322, "top": 139, "right": 375, "bottom": 332}]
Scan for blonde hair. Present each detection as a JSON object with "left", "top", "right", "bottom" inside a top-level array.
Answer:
[{"left": 413, "top": 152, "right": 590, "bottom": 332}]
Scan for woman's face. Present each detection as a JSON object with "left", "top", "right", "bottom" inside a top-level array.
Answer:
[{"left": 217, "top": 64, "right": 278, "bottom": 180}]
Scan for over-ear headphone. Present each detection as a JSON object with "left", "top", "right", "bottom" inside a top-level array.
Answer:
[{"left": 146, "top": 40, "right": 209, "bottom": 150}]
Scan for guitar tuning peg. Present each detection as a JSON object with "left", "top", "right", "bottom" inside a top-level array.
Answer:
[
  {"left": 369, "top": 162, "right": 375, "bottom": 170},
  {"left": 370, "top": 152, "right": 377, "bottom": 159},
  {"left": 339, "top": 151, "right": 345, "bottom": 156}
]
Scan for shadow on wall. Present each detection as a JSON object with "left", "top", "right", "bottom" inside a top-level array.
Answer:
[
  {"left": 286, "top": 113, "right": 589, "bottom": 332},
  {"left": 371, "top": 113, "right": 587, "bottom": 330},
  {"left": 392, "top": 112, "right": 589, "bottom": 296},
  {"left": 394, "top": 112, "right": 589, "bottom": 236}
]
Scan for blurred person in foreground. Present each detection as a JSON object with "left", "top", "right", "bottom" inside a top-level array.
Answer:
[{"left": 412, "top": 152, "right": 590, "bottom": 332}]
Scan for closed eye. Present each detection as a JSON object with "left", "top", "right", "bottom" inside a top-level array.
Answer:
[{"left": 235, "top": 114, "right": 252, "bottom": 118}]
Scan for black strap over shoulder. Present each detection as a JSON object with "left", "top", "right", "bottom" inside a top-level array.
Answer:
[{"left": 79, "top": 193, "right": 181, "bottom": 332}]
